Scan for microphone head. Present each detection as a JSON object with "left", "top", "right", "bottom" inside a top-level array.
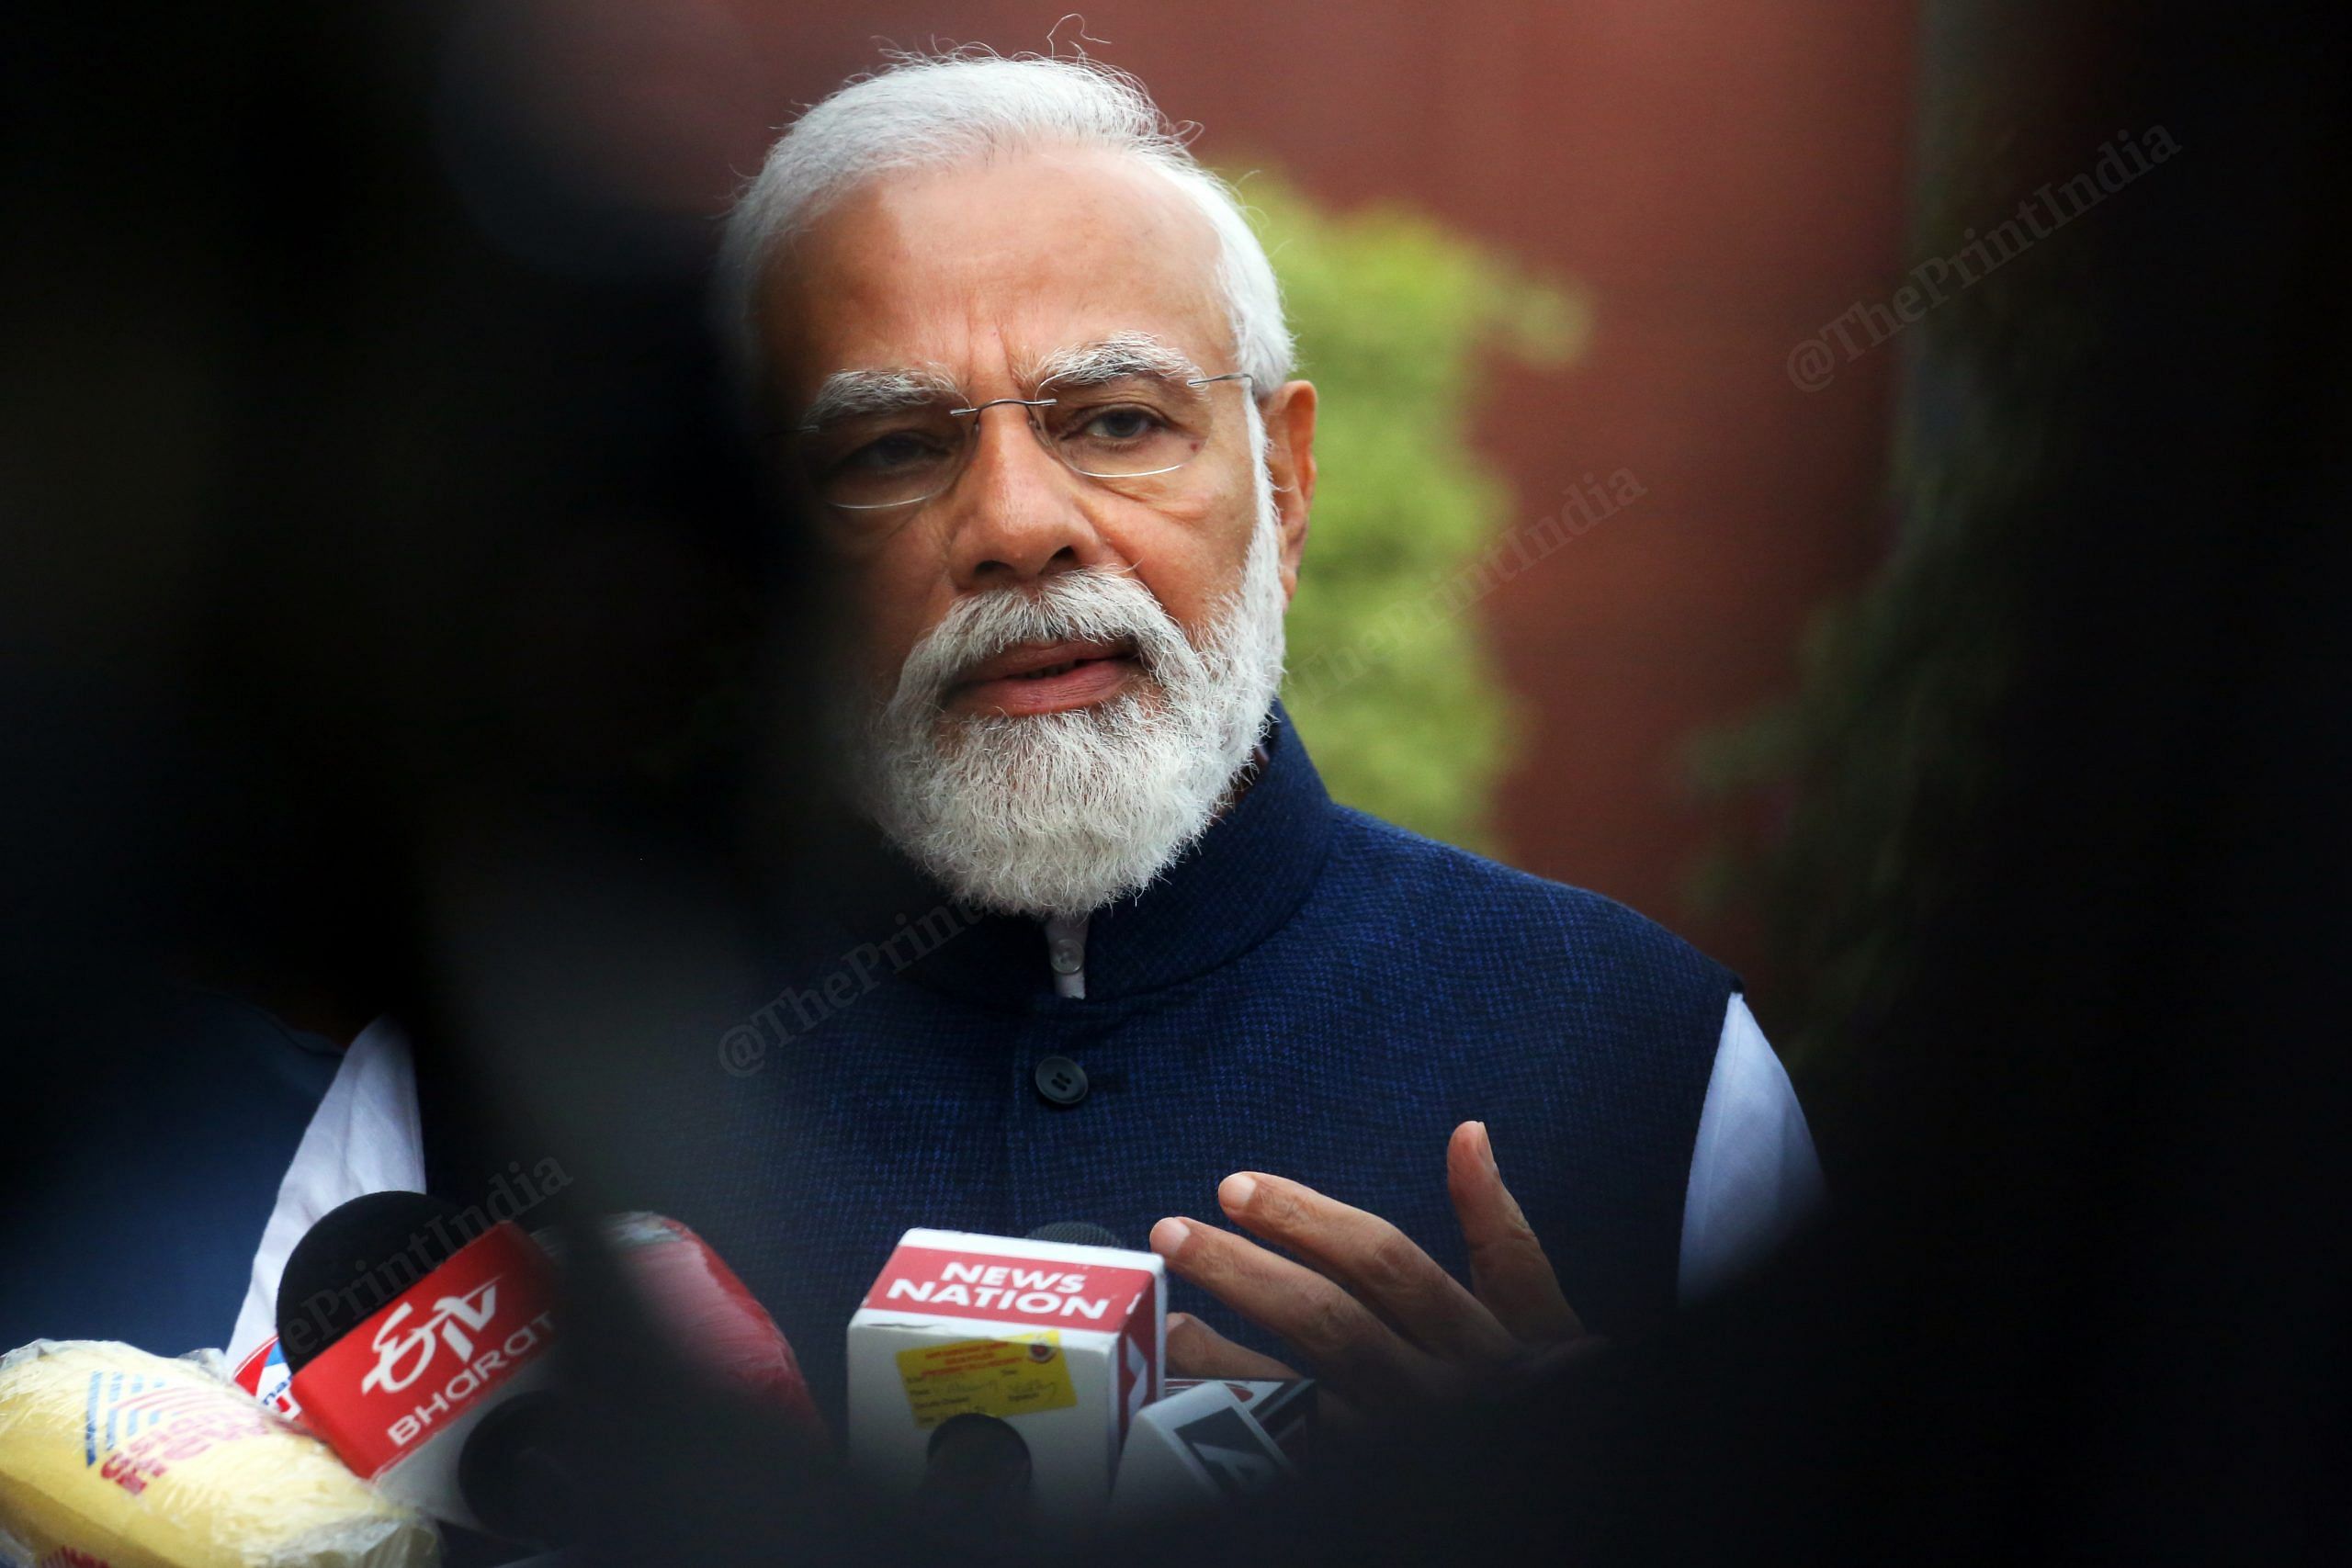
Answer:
[
  {"left": 917, "top": 1413, "right": 1032, "bottom": 1536},
  {"left": 1023, "top": 1221, "right": 1124, "bottom": 1250},
  {"left": 276, "top": 1190, "right": 470, "bottom": 1371}
]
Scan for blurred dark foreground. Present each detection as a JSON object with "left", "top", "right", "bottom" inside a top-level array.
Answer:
[{"left": 5, "top": 1, "right": 2348, "bottom": 1562}]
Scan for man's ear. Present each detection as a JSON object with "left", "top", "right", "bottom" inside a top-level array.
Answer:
[{"left": 1260, "top": 379, "right": 1318, "bottom": 604}]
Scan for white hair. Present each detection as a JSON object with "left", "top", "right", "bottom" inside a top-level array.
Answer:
[
  {"left": 843, "top": 398, "right": 1289, "bottom": 918},
  {"left": 713, "top": 50, "right": 1293, "bottom": 412}
]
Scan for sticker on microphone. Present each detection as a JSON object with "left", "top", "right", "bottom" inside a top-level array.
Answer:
[{"left": 895, "top": 1333, "right": 1077, "bottom": 1428}]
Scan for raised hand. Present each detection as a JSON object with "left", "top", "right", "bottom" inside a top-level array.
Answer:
[{"left": 1149, "top": 1121, "right": 1593, "bottom": 1422}]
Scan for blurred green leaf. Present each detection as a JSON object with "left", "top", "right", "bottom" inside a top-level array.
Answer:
[{"left": 1235, "top": 170, "right": 1590, "bottom": 852}]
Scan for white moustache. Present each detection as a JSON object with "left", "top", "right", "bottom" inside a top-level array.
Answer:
[{"left": 887, "top": 567, "right": 1204, "bottom": 720}]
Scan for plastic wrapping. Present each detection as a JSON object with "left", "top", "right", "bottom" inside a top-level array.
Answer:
[{"left": 0, "top": 1339, "right": 438, "bottom": 1568}]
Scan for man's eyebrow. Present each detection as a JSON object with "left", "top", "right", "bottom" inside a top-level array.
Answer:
[
  {"left": 796, "top": 367, "right": 962, "bottom": 429},
  {"left": 1027, "top": 333, "right": 1205, "bottom": 390},
  {"left": 794, "top": 335, "right": 1205, "bottom": 426}
]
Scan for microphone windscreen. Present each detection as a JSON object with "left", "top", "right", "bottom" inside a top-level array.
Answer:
[
  {"left": 1024, "top": 1221, "right": 1125, "bottom": 1249},
  {"left": 276, "top": 1190, "right": 471, "bottom": 1371},
  {"left": 579, "top": 1213, "right": 826, "bottom": 1441}
]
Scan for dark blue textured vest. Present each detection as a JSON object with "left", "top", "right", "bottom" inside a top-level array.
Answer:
[
  {"left": 641, "top": 703, "right": 1736, "bottom": 1425},
  {"left": 446, "top": 703, "right": 1735, "bottom": 1428}
]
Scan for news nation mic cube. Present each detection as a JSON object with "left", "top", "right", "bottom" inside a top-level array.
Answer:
[{"left": 848, "top": 1228, "right": 1166, "bottom": 1524}]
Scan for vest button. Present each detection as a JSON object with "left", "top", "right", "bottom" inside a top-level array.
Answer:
[{"left": 1033, "top": 1055, "right": 1089, "bottom": 1107}]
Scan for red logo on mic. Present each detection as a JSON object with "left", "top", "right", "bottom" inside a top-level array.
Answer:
[{"left": 359, "top": 1277, "right": 505, "bottom": 1395}]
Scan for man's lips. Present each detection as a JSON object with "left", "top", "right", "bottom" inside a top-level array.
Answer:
[{"left": 949, "top": 637, "right": 1142, "bottom": 716}]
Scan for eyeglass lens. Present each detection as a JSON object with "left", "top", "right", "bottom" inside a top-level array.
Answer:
[{"left": 795, "top": 373, "right": 1240, "bottom": 511}]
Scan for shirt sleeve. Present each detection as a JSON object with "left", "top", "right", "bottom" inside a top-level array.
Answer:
[
  {"left": 1677, "top": 993, "right": 1826, "bottom": 1304},
  {"left": 226, "top": 1016, "right": 426, "bottom": 1363}
]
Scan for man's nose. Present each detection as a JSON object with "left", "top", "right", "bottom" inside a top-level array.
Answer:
[{"left": 940, "top": 404, "right": 1118, "bottom": 592}]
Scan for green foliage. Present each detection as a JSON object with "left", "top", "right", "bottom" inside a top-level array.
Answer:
[
  {"left": 1232, "top": 169, "right": 1589, "bottom": 852},
  {"left": 1679, "top": 75, "right": 2099, "bottom": 1089}
]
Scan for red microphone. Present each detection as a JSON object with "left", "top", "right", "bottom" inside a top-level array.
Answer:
[{"left": 552, "top": 1213, "right": 826, "bottom": 1444}]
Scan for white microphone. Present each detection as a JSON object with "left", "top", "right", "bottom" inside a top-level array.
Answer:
[
  {"left": 846, "top": 1226, "right": 1166, "bottom": 1533},
  {"left": 1162, "top": 1375, "right": 1317, "bottom": 1465},
  {"left": 1112, "top": 1379, "right": 1295, "bottom": 1523}
]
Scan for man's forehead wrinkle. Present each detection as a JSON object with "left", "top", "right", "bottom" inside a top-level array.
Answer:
[{"left": 768, "top": 150, "right": 1234, "bottom": 415}]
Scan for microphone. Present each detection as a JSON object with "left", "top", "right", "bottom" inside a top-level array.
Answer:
[
  {"left": 537, "top": 1212, "right": 826, "bottom": 1445},
  {"left": 276, "top": 1190, "right": 570, "bottom": 1546},
  {"left": 847, "top": 1226, "right": 1167, "bottom": 1532},
  {"left": 1111, "top": 1377, "right": 1295, "bottom": 1523},
  {"left": 1022, "top": 1224, "right": 1315, "bottom": 1470},
  {"left": 234, "top": 1191, "right": 481, "bottom": 1428},
  {"left": 1163, "top": 1376, "right": 1317, "bottom": 1466}
]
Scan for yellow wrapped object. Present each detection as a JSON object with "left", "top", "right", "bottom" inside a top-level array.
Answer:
[{"left": 0, "top": 1340, "right": 437, "bottom": 1568}]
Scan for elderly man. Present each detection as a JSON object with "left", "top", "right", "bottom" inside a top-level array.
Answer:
[
  {"left": 652, "top": 50, "right": 1825, "bottom": 1422},
  {"left": 200, "top": 50, "right": 1814, "bottom": 1428}
]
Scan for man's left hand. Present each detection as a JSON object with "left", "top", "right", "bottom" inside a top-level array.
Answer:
[{"left": 1148, "top": 1121, "right": 1593, "bottom": 1416}]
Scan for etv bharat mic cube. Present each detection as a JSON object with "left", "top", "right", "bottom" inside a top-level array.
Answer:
[{"left": 847, "top": 1228, "right": 1166, "bottom": 1522}]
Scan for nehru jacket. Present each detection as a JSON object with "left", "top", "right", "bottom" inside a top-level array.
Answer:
[{"left": 561, "top": 699, "right": 1824, "bottom": 1424}]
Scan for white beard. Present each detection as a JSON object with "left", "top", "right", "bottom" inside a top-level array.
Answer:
[{"left": 843, "top": 427, "right": 1289, "bottom": 919}]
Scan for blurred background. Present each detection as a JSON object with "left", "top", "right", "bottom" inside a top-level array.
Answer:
[{"left": 6, "top": 0, "right": 1923, "bottom": 1068}]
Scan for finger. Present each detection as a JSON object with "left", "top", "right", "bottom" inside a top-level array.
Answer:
[
  {"left": 1446, "top": 1122, "right": 1584, "bottom": 1343},
  {"left": 1164, "top": 1312, "right": 1301, "bottom": 1382},
  {"left": 1215, "top": 1172, "right": 1518, "bottom": 1366},
  {"left": 1150, "top": 1216, "right": 1446, "bottom": 1405}
]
